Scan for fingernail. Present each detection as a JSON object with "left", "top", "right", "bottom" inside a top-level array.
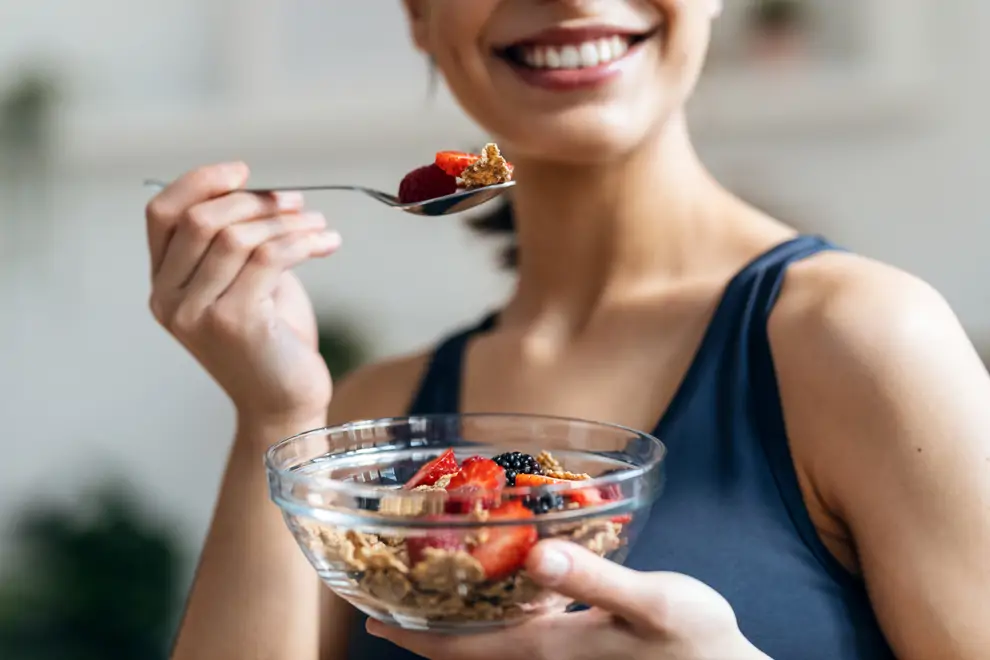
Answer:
[
  {"left": 534, "top": 544, "right": 571, "bottom": 583},
  {"left": 316, "top": 230, "right": 342, "bottom": 252},
  {"left": 274, "top": 190, "right": 304, "bottom": 210},
  {"left": 223, "top": 161, "right": 250, "bottom": 187}
]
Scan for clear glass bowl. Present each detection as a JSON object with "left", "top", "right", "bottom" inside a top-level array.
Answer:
[{"left": 265, "top": 413, "right": 666, "bottom": 633}]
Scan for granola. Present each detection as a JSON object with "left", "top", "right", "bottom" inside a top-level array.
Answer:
[
  {"left": 299, "top": 450, "right": 628, "bottom": 624},
  {"left": 459, "top": 143, "right": 513, "bottom": 188}
]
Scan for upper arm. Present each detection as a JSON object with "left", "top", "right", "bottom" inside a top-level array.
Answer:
[
  {"left": 318, "top": 352, "right": 431, "bottom": 660},
  {"left": 771, "top": 254, "right": 990, "bottom": 660}
]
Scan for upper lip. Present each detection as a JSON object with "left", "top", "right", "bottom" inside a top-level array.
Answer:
[{"left": 497, "top": 24, "right": 657, "bottom": 49}]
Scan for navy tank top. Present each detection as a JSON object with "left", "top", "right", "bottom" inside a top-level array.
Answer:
[{"left": 346, "top": 235, "right": 895, "bottom": 659}]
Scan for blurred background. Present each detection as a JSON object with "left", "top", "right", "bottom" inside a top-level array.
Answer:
[{"left": 0, "top": 0, "right": 983, "bottom": 657}]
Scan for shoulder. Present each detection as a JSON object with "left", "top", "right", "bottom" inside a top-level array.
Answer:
[
  {"left": 767, "top": 251, "right": 990, "bottom": 658},
  {"left": 327, "top": 350, "right": 432, "bottom": 425},
  {"left": 767, "top": 246, "right": 990, "bottom": 504},
  {"left": 769, "top": 249, "right": 967, "bottom": 377}
]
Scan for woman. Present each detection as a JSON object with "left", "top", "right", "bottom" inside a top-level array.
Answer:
[{"left": 145, "top": 1, "right": 990, "bottom": 659}]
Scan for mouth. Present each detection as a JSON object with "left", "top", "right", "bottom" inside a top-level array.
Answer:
[{"left": 495, "top": 25, "right": 660, "bottom": 77}]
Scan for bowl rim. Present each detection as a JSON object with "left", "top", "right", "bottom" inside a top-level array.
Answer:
[{"left": 264, "top": 412, "right": 666, "bottom": 504}]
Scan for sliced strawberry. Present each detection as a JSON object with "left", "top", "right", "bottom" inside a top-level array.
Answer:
[
  {"left": 406, "top": 521, "right": 466, "bottom": 565},
  {"left": 446, "top": 456, "right": 506, "bottom": 491},
  {"left": 404, "top": 448, "right": 459, "bottom": 489},
  {"left": 445, "top": 456, "right": 506, "bottom": 513},
  {"left": 435, "top": 151, "right": 481, "bottom": 178},
  {"left": 469, "top": 500, "right": 538, "bottom": 581},
  {"left": 599, "top": 483, "right": 623, "bottom": 501},
  {"left": 398, "top": 164, "right": 458, "bottom": 204}
]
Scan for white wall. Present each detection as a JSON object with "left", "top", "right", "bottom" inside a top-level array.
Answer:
[{"left": 0, "top": 0, "right": 986, "bottom": 576}]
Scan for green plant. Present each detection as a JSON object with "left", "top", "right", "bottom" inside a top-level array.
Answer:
[
  {"left": 0, "top": 483, "right": 184, "bottom": 660},
  {"left": 317, "top": 317, "right": 372, "bottom": 379},
  {"left": 749, "top": 0, "right": 807, "bottom": 32},
  {"left": 0, "top": 69, "right": 59, "bottom": 152}
]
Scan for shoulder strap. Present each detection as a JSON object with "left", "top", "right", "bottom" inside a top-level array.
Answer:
[
  {"left": 737, "top": 235, "right": 858, "bottom": 587},
  {"left": 406, "top": 312, "right": 499, "bottom": 415},
  {"left": 657, "top": 234, "right": 841, "bottom": 433}
]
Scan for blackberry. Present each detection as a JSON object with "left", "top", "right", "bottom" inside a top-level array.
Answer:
[
  {"left": 523, "top": 492, "right": 566, "bottom": 515},
  {"left": 492, "top": 451, "right": 543, "bottom": 486}
]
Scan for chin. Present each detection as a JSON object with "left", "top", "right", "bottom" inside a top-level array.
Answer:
[{"left": 502, "top": 105, "right": 674, "bottom": 164}]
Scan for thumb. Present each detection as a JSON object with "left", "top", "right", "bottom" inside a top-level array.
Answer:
[
  {"left": 526, "top": 540, "right": 736, "bottom": 636},
  {"left": 526, "top": 539, "right": 659, "bottom": 629}
]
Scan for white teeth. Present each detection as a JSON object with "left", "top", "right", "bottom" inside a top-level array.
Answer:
[
  {"left": 579, "top": 42, "right": 600, "bottom": 68},
  {"left": 597, "top": 38, "right": 613, "bottom": 62},
  {"left": 519, "top": 35, "right": 635, "bottom": 70},
  {"left": 560, "top": 45, "right": 581, "bottom": 69}
]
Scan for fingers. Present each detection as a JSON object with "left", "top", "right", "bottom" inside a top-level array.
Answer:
[
  {"left": 150, "top": 227, "right": 339, "bottom": 340},
  {"left": 525, "top": 540, "right": 671, "bottom": 633},
  {"left": 180, "top": 211, "right": 329, "bottom": 312},
  {"left": 221, "top": 229, "right": 341, "bottom": 305},
  {"left": 154, "top": 189, "right": 305, "bottom": 289},
  {"left": 145, "top": 162, "right": 249, "bottom": 273},
  {"left": 366, "top": 617, "right": 541, "bottom": 660},
  {"left": 367, "top": 610, "right": 628, "bottom": 660}
]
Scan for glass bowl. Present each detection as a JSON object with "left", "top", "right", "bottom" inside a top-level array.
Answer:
[{"left": 265, "top": 413, "right": 666, "bottom": 633}]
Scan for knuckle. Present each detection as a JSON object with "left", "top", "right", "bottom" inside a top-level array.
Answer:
[
  {"left": 252, "top": 240, "right": 283, "bottom": 267},
  {"left": 148, "top": 294, "right": 167, "bottom": 325},
  {"left": 168, "top": 303, "right": 200, "bottom": 336},
  {"left": 183, "top": 205, "right": 217, "bottom": 239},
  {"left": 144, "top": 196, "right": 172, "bottom": 225},
  {"left": 216, "top": 225, "right": 252, "bottom": 253}
]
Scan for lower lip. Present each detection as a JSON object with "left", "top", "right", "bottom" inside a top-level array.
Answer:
[{"left": 501, "top": 41, "right": 646, "bottom": 92}]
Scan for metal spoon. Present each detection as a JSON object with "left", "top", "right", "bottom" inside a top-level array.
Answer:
[{"left": 142, "top": 179, "right": 515, "bottom": 217}]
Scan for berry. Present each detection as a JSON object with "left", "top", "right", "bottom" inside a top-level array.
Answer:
[
  {"left": 397, "top": 164, "right": 458, "bottom": 204},
  {"left": 406, "top": 522, "right": 465, "bottom": 565},
  {"left": 445, "top": 456, "right": 506, "bottom": 513},
  {"left": 523, "top": 492, "right": 566, "bottom": 515},
  {"left": 492, "top": 452, "right": 544, "bottom": 486},
  {"left": 434, "top": 151, "right": 481, "bottom": 178},
  {"left": 404, "top": 448, "right": 459, "bottom": 489},
  {"left": 469, "top": 500, "right": 538, "bottom": 580},
  {"left": 597, "top": 468, "right": 627, "bottom": 501}
]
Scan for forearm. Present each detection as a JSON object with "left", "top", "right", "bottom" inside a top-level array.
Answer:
[{"left": 171, "top": 416, "right": 325, "bottom": 660}]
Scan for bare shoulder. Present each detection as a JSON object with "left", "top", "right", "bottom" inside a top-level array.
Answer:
[
  {"left": 767, "top": 248, "right": 984, "bottom": 452},
  {"left": 766, "top": 249, "right": 990, "bottom": 659},
  {"left": 767, "top": 246, "right": 990, "bottom": 509},
  {"left": 770, "top": 249, "right": 961, "bottom": 355},
  {"left": 327, "top": 351, "right": 432, "bottom": 425}
]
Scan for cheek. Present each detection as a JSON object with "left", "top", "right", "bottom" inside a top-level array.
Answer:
[
  {"left": 425, "top": 0, "right": 493, "bottom": 55},
  {"left": 425, "top": 4, "right": 487, "bottom": 84}
]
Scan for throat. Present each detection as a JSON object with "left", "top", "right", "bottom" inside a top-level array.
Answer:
[{"left": 506, "top": 140, "right": 721, "bottom": 322}]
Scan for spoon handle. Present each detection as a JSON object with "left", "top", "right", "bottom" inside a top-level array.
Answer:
[{"left": 143, "top": 179, "right": 367, "bottom": 195}]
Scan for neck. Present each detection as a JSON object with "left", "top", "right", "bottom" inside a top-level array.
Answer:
[{"left": 503, "top": 114, "right": 732, "bottom": 330}]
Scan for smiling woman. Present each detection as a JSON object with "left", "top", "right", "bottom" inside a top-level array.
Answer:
[{"left": 148, "top": 2, "right": 990, "bottom": 660}]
